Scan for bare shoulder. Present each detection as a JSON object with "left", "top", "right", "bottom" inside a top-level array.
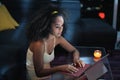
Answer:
[
  {"left": 29, "top": 40, "right": 44, "bottom": 53},
  {"left": 56, "top": 36, "right": 64, "bottom": 40},
  {"left": 56, "top": 36, "right": 66, "bottom": 44}
]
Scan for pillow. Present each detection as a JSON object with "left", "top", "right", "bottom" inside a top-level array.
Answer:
[{"left": 0, "top": 4, "right": 19, "bottom": 31}]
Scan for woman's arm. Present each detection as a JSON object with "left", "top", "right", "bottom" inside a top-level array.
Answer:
[
  {"left": 29, "top": 41, "right": 78, "bottom": 77},
  {"left": 56, "top": 36, "right": 80, "bottom": 59},
  {"left": 57, "top": 36, "right": 85, "bottom": 67}
]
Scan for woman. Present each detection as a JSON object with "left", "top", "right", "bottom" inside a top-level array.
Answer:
[{"left": 26, "top": 4, "right": 85, "bottom": 80}]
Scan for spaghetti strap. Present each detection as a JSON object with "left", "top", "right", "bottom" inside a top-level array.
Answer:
[{"left": 44, "top": 36, "right": 55, "bottom": 53}]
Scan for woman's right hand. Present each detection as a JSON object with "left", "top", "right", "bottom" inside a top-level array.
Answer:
[{"left": 59, "top": 64, "right": 79, "bottom": 74}]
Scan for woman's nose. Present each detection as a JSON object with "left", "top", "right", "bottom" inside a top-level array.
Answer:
[{"left": 59, "top": 27, "right": 63, "bottom": 32}]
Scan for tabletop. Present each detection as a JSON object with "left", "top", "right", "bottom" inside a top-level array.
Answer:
[
  {"left": 51, "top": 46, "right": 113, "bottom": 80},
  {"left": 75, "top": 46, "right": 113, "bottom": 80}
]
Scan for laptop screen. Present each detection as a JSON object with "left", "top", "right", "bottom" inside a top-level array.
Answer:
[{"left": 85, "top": 54, "right": 109, "bottom": 80}]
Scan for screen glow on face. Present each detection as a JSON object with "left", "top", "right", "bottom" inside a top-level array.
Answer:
[{"left": 51, "top": 16, "right": 64, "bottom": 37}]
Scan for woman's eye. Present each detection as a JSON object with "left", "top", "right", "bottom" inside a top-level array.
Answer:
[
  {"left": 55, "top": 24, "right": 63, "bottom": 29},
  {"left": 55, "top": 25, "right": 60, "bottom": 28}
]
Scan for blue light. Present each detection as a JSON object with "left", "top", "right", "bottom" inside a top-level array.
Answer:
[{"left": 21, "top": 0, "right": 32, "bottom": 16}]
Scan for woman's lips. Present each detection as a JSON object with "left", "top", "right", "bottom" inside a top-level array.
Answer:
[{"left": 58, "top": 33, "right": 62, "bottom": 35}]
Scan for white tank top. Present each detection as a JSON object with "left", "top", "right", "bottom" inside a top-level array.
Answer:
[
  {"left": 26, "top": 37, "right": 56, "bottom": 80},
  {"left": 43, "top": 37, "right": 55, "bottom": 63}
]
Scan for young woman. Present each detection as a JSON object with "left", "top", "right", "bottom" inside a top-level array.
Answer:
[{"left": 26, "top": 4, "right": 85, "bottom": 80}]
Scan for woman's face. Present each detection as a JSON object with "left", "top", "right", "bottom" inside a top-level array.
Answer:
[{"left": 51, "top": 16, "right": 64, "bottom": 37}]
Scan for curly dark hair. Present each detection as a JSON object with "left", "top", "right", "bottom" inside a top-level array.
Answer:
[{"left": 26, "top": 4, "right": 67, "bottom": 42}]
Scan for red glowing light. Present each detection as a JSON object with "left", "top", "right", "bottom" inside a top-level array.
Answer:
[{"left": 98, "top": 12, "right": 105, "bottom": 19}]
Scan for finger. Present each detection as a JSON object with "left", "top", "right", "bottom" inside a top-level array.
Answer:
[
  {"left": 67, "top": 68, "right": 74, "bottom": 74},
  {"left": 71, "top": 65, "right": 79, "bottom": 72},
  {"left": 77, "top": 60, "right": 84, "bottom": 68},
  {"left": 81, "top": 61, "right": 86, "bottom": 67},
  {"left": 68, "top": 65, "right": 79, "bottom": 73},
  {"left": 67, "top": 65, "right": 74, "bottom": 74},
  {"left": 78, "top": 61, "right": 83, "bottom": 68},
  {"left": 79, "top": 60, "right": 86, "bottom": 67}
]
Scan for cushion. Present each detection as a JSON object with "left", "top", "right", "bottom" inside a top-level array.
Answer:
[{"left": 0, "top": 4, "right": 19, "bottom": 31}]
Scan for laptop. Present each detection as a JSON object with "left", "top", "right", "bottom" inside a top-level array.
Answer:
[
  {"left": 85, "top": 54, "right": 109, "bottom": 80},
  {"left": 62, "top": 54, "right": 109, "bottom": 80}
]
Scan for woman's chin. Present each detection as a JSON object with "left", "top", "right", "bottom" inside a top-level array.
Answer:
[{"left": 56, "top": 35, "right": 61, "bottom": 37}]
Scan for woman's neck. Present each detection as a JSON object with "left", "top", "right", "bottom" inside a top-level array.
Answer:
[{"left": 44, "top": 34, "right": 55, "bottom": 41}]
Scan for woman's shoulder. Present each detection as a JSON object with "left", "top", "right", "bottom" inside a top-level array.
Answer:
[
  {"left": 56, "top": 36, "right": 65, "bottom": 43},
  {"left": 56, "top": 36, "right": 65, "bottom": 40},
  {"left": 29, "top": 40, "right": 44, "bottom": 51},
  {"left": 31, "top": 40, "right": 43, "bottom": 45}
]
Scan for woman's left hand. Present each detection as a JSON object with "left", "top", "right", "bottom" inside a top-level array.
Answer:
[{"left": 73, "top": 59, "right": 85, "bottom": 68}]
